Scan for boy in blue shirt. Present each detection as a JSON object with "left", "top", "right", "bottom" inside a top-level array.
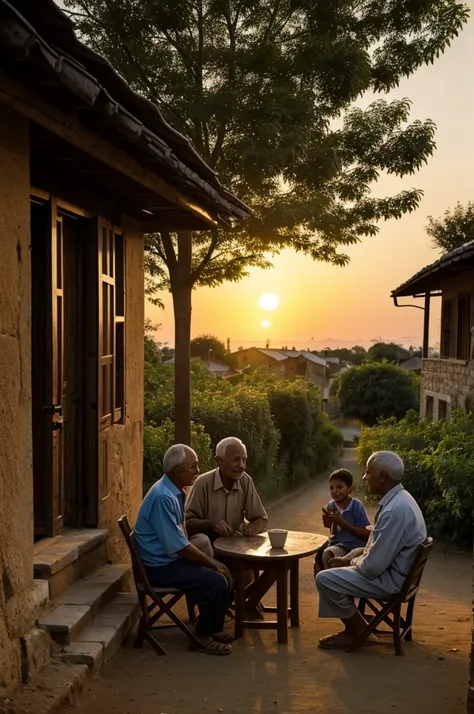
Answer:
[{"left": 314, "top": 468, "right": 371, "bottom": 573}]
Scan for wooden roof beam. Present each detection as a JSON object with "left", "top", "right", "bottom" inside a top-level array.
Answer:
[{"left": 0, "top": 70, "right": 217, "bottom": 229}]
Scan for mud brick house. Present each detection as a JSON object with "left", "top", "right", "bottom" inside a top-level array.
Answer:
[
  {"left": 391, "top": 242, "right": 474, "bottom": 712},
  {"left": 0, "top": 0, "right": 249, "bottom": 697},
  {"left": 231, "top": 347, "right": 327, "bottom": 396}
]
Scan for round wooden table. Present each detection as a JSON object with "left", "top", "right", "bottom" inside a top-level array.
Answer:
[{"left": 214, "top": 531, "right": 326, "bottom": 644}]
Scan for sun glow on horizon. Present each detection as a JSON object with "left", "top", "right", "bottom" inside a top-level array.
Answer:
[{"left": 258, "top": 293, "right": 280, "bottom": 311}]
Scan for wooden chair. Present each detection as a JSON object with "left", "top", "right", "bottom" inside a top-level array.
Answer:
[
  {"left": 348, "top": 537, "right": 434, "bottom": 656},
  {"left": 118, "top": 515, "right": 200, "bottom": 655}
]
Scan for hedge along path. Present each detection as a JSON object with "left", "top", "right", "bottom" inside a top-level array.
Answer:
[{"left": 70, "top": 449, "right": 470, "bottom": 714}]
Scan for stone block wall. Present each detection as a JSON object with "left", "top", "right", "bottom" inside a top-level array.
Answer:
[{"left": 421, "top": 358, "right": 474, "bottom": 420}]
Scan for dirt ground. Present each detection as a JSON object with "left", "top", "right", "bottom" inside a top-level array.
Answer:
[{"left": 67, "top": 450, "right": 471, "bottom": 714}]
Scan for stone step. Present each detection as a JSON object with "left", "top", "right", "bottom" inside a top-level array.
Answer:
[
  {"left": 58, "top": 594, "right": 140, "bottom": 672},
  {"left": 34, "top": 528, "right": 109, "bottom": 599},
  {"left": 38, "top": 564, "right": 130, "bottom": 645}
]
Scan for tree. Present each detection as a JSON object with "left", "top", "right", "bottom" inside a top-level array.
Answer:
[
  {"left": 367, "top": 341, "right": 410, "bottom": 363},
  {"left": 191, "top": 334, "right": 229, "bottom": 364},
  {"left": 426, "top": 201, "right": 474, "bottom": 254},
  {"left": 65, "top": 0, "right": 469, "bottom": 442},
  {"left": 338, "top": 362, "right": 419, "bottom": 426}
]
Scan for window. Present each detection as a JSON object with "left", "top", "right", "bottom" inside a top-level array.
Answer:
[
  {"left": 425, "top": 396, "right": 434, "bottom": 420},
  {"left": 98, "top": 219, "right": 125, "bottom": 429},
  {"left": 440, "top": 300, "right": 452, "bottom": 358},
  {"left": 457, "top": 292, "right": 471, "bottom": 360},
  {"left": 438, "top": 399, "right": 448, "bottom": 421}
]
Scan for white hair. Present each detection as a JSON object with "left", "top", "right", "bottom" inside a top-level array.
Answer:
[
  {"left": 367, "top": 451, "right": 404, "bottom": 482},
  {"left": 215, "top": 437, "right": 247, "bottom": 458},
  {"left": 163, "top": 444, "right": 196, "bottom": 474}
]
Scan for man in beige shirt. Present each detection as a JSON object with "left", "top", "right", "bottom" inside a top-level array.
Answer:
[{"left": 185, "top": 437, "right": 268, "bottom": 556}]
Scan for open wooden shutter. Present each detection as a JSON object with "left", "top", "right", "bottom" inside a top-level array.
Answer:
[{"left": 97, "top": 219, "right": 125, "bottom": 512}]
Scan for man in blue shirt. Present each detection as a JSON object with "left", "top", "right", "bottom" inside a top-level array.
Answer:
[
  {"left": 315, "top": 451, "right": 427, "bottom": 650},
  {"left": 134, "top": 444, "right": 233, "bottom": 656}
]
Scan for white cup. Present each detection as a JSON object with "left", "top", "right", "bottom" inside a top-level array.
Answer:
[{"left": 268, "top": 529, "right": 288, "bottom": 548}]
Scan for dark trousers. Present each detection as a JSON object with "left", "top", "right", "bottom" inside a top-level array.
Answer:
[{"left": 146, "top": 560, "right": 228, "bottom": 635}]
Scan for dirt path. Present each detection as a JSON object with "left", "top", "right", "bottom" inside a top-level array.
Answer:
[{"left": 68, "top": 450, "right": 471, "bottom": 714}]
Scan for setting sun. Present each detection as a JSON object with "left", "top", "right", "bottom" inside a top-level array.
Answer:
[
  {"left": 258, "top": 293, "right": 280, "bottom": 311},
  {"left": 261, "top": 320, "right": 271, "bottom": 328}
]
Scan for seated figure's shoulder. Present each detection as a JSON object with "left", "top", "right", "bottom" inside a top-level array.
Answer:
[{"left": 192, "top": 469, "right": 215, "bottom": 489}]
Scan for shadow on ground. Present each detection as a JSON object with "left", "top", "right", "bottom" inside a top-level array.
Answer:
[{"left": 68, "top": 449, "right": 470, "bottom": 714}]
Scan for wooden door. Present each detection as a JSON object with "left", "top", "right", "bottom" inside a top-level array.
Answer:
[{"left": 32, "top": 198, "right": 64, "bottom": 536}]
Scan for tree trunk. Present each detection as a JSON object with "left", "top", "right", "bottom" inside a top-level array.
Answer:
[{"left": 171, "top": 231, "right": 193, "bottom": 445}]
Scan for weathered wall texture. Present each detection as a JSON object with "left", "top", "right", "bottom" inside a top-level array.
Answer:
[
  {"left": 421, "top": 358, "right": 473, "bottom": 419},
  {"left": 0, "top": 106, "right": 38, "bottom": 696},
  {"left": 99, "top": 217, "right": 144, "bottom": 564}
]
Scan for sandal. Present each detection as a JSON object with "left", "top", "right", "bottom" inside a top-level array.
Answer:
[
  {"left": 189, "top": 637, "right": 232, "bottom": 656},
  {"left": 211, "top": 631, "right": 235, "bottom": 644}
]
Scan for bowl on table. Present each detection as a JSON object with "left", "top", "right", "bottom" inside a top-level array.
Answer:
[{"left": 268, "top": 529, "right": 288, "bottom": 549}]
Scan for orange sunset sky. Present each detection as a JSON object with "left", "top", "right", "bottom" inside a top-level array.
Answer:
[{"left": 147, "top": 2, "right": 474, "bottom": 352}]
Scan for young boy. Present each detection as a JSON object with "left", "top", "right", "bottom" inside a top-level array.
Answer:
[{"left": 315, "top": 468, "right": 371, "bottom": 572}]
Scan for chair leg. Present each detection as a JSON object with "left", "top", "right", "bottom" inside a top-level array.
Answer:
[
  {"left": 358, "top": 598, "right": 367, "bottom": 616},
  {"left": 404, "top": 597, "right": 416, "bottom": 642},
  {"left": 392, "top": 603, "right": 403, "bottom": 656},
  {"left": 347, "top": 600, "right": 394, "bottom": 653},
  {"left": 134, "top": 616, "right": 146, "bottom": 649},
  {"left": 144, "top": 632, "right": 167, "bottom": 656}
]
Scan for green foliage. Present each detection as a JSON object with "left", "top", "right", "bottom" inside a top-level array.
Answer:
[
  {"left": 426, "top": 201, "right": 474, "bottom": 254},
  {"left": 358, "top": 409, "right": 474, "bottom": 546},
  {"left": 65, "top": 0, "right": 469, "bottom": 286},
  {"left": 190, "top": 334, "right": 230, "bottom": 364},
  {"left": 318, "top": 346, "right": 367, "bottom": 366},
  {"left": 338, "top": 362, "right": 419, "bottom": 425},
  {"left": 143, "top": 419, "right": 214, "bottom": 494},
  {"left": 143, "top": 331, "right": 343, "bottom": 499},
  {"left": 367, "top": 341, "right": 411, "bottom": 363}
]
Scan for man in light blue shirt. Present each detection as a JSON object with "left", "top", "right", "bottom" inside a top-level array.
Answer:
[
  {"left": 315, "top": 450, "right": 427, "bottom": 650},
  {"left": 134, "top": 444, "right": 233, "bottom": 656}
]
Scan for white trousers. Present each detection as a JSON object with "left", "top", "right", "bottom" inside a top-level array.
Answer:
[{"left": 316, "top": 567, "right": 396, "bottom": 619}]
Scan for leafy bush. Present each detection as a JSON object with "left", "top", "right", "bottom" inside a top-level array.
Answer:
[
  {"left": 143, "top": 419, "right": 214, "bottom": 494},
  {"left": 358, "top": 409, "right": 474, "bottom": 546},
  {"left": 192, "top": 384, "right": 281, "bottom": 497},
  {"left": 338, "top": 361, "right": 419, "bottom": 426},
  {"left": 144, "top": 332, "right": 343, "bottom": 500}
]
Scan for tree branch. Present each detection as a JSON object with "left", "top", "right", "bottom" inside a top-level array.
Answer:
[
  {"left": 190, "top": 231, "right": 219, "bottom": 282},
  {"left": 160, "top": 231, "right": 178, "bottom": 270}
]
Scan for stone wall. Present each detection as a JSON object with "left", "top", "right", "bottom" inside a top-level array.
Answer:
[
  {"left": 420, "top": 358, "right": 474, "bottom": 420},
  {"left": 0, "top": 106, "right": 42, "bottom": 696},
  {"left": 98, "top": 217, "right": 144, "bottom": 564}
]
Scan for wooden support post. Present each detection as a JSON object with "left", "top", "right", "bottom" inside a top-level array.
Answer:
[{"left": 423, "top": 293, "right": 431, "bottom": 358}]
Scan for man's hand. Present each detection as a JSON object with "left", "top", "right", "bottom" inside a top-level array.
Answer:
[
  {"left": 243, "top": 521, "right": 260, "bottom": 537},
  {"left": 213, "top": 520, "right": 234, "bottom": 537},
  {"left": 215, "top": 561, "right": 233, "bottom": 589}
]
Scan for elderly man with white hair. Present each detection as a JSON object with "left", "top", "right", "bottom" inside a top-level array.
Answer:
[
  {"left": 315, "top": 450, "right": 427, "bottom": 650},
  {"left": 185, "top": 436, "right": 268, "bottom": 550},
  {"left": 134, "top": 444, "right": 233, "bottom": 656}
]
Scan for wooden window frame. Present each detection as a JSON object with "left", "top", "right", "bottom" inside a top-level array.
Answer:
[
  {"left": 98, "top": 218, "right": 125, "bottom": 430},
  {"left": 440, "top": 299, "right": 452, "bottom": 359},
  {"left": 456, "top": 292, "right": 471, "bottom": 361}
]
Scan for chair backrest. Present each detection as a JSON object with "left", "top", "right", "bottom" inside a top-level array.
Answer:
[
  {"left": 399, "top": 536, "right": 433, "bottom": 599},
  {"left": 118, "top": 515, "right": 155, "bottom": 598}
]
